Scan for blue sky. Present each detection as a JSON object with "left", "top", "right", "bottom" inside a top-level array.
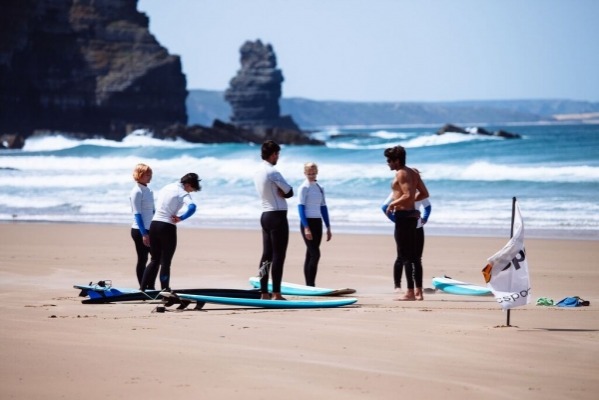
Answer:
[{"left": 138, "top": 0, "right": 599, "bottom": 103}]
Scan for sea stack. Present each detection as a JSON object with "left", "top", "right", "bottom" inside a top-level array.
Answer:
[{"left": 225, "top": 40, "right": 301, "bottom": 133}]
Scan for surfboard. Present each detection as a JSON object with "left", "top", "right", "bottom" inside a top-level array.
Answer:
[
  {"left": 248, "top": 277, "right": 356, "bottom": 296},
  {"left": 431, "top": 276, "right": 492, "bottom": 296},
  {"left": 166, "top": 292, "right": 358, "bottom": 309},
  {"left": 75, "top": 283, "right": 139, "bottom": 297},
  {"left": 74, "top": 283, "right": 260, "bottom": 304}
]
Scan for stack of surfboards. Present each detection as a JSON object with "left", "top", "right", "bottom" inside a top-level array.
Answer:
[{"left": 74, "top": 279, "right": 357, "bottom": 309}]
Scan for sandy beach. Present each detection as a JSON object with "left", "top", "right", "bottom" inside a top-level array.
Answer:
[{"left": 0, "top": 222, "right": 597, "bottom": 399}]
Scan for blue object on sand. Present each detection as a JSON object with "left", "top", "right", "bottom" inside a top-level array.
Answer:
[{"left": 556, "top": 297, "right": 588, "bottom": 307}]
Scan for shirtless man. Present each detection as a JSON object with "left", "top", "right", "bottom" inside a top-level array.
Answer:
[{"left": 384, "top": 145, "right": 429, "bottom": 300}]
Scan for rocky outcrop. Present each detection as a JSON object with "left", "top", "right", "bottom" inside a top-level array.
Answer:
[
  {"left": 1, "top": 3, "right": 321, "bottom": 148},
  {"left": 0, "top": 0, "right": 187, "bottom": 147},
  {"left": 0, "top": 134, "right": 25, "bottom": 150},
  {"left": 153, "top": 40, "right": 324, "bottom": 145},
  {"left": 153, "top": 119, "right": 321, "bottom": 145},
  {"left": 437, "top": 123, "right": 521, "bottom": 139},
  {"left": 224, "top": 40, "right": 303, "bottom": 132}
]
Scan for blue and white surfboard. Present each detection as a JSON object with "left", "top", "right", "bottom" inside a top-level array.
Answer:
[
  {"left": 431, "top": 276, "right": 492, "bottom": 296},
  {"left": 173, "top": 292, "right": 358, "bottom": 309}
]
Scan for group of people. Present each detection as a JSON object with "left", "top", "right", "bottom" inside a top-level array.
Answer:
[
  {"left": 129, "top": 165, "right": 201, "bottom": 291},
  {"left": 253, "top": 141, "right": 332, "bottom": 300},
  {"left": 129, "top": 140, "right": 430, "bottom": 301}
]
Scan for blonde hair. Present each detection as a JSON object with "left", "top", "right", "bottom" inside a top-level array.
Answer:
[
  {"left": 132, "top": 163, "right": 152, "bottom": 182},
  {"left": 304, "top": 162, "right": 318, "bottom": 173}
]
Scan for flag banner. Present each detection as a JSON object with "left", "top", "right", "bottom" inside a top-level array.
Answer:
[{"left": 482, "top": 201, "right": 531, "bottom": 310}]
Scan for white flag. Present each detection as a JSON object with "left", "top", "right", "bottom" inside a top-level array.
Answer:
[{"left": 482, "top": 201, "right": 531, "bottom": 310}]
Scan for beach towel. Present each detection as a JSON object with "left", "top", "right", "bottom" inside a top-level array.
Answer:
[{"left": 536, "top": 297, "right": 554, "bottom": 306}]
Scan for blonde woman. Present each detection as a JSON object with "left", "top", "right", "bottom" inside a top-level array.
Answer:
[
  {"left": 298, "top": 162, "right": 331, "bottom": 287},
  {"left": 129, "top": 163, "right": 154, "bottom": 287}
]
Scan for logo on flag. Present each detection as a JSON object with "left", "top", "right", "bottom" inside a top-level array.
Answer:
[{"left": 482, "top": 201, "right": 531, "bottom": 310}]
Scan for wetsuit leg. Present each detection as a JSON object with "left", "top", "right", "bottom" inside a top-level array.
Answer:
[
  {"left": 414, "top": 227, "right": 425, "bottom": 288},
  {"left": 259, "top": 213, "right": 274, "bottom": 293},
  {"left": 393, "top": 256, "right": 403, "bottom": 289},
  {"left": 300, "top": 218, "right": 323, "bottom": 286},
  {"left": 394, "top": 214, "right": 418, "bottom": 289},
  {"left": 259, "top": 211, "right": 288, "bottom": 293},
  {"left": 131, "top": 228, "right": 149, "bottom": 286},
  {"left": 154, "top": 222, "right": 177, "bottom": 290},
  {"left": 141, "top": 223, "right": 162, "bottom": 291}
]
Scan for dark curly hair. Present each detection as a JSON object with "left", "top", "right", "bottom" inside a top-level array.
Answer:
[{"left": 384, "top": 146, "right": 406, "bottom": 166}]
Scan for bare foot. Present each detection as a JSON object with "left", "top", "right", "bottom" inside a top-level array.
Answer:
[
  {"left": 271, "top": 293, "right": 286, "bottom": 301},
  {"left": 260, "top": 293, "right": 271, "bottom": 300},
  {"left": 395, "top": 289, "right": 416, "bottom": 301},
  {"left": 414, "top": 288, "right": 424, "bottom": 301}
]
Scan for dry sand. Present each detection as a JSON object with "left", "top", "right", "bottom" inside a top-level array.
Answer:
[{"left": 1, "top": 222, "right": 597, "bottom": 399}]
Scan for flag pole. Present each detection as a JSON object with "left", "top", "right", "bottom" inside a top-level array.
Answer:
[{"left": 507, "top": 196, "right": 517, "bottom": 326}]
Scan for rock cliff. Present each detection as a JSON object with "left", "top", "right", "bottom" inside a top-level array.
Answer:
[
  {"left": 224, "top": 41, "right": 308, "bottom": 135},
  {"left": 0, "top": 0, "right": 187, "bottom": 145},
  {"left": 222, "top": 40, "right": 319, "bottom": 145},
  {"left": 437, "top": 123, "right": 521, "bottom": 138}
]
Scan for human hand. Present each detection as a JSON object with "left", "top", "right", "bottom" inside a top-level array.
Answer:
[{"left": 304, "top": 227, "right": 313, "bottom": 240}]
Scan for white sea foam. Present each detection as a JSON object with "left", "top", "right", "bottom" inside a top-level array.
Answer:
[
  {"left": 423, "top": 161, "right": 599, "bottom": 183},
  {"left": 21, "top": 133, "right": 197, "bottom": 152},
  {"left": 402, "top": 132, "right": 491, "bottom": 147},
  {"left": 369, "top": 130, "right": 410, "bottom": 140},
  {"left": 2, "top": 124, "right": 598, "bottom": 238}
]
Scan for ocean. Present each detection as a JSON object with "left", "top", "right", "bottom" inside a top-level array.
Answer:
[{"left": 1, "top": 122, "right": 598, "bottom": 240}]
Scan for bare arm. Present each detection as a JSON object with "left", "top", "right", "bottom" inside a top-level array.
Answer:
[{"left": 414, "top": 174, "right": 429, "bottom": 201}]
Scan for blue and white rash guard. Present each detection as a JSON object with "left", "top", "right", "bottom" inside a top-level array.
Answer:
[
  {"left": 298, "top": 180, "right": 330, "bottom": 228},
  {"left": 130, "top": 182, "right": 154, "bottom": 234}
]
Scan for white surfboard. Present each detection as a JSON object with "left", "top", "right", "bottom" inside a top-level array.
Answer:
[{"left": 248, "top": 277, "right": 356, "bottom": 296}]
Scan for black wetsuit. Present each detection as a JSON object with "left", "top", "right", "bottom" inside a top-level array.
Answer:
[
  {"left": 142, "top": 221, "right": 177, "bottom": 290},
  {"left": 259, "top": 210, "right": 289, "bottom": 293},
  {"left": 394, "top": 210, "right": 421, "bottom": 289},
  {"left": 254, "top": 160, "right": 293, "bottom": 295},
  {"left": 130, "top": 228, "right": 150, "bottom": 286},
  {"left": 393, "top": 225, "right": 425, "bottom": 288},
  {"left": 300, "top": 218, "right": 323, "bottom": 287}
]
